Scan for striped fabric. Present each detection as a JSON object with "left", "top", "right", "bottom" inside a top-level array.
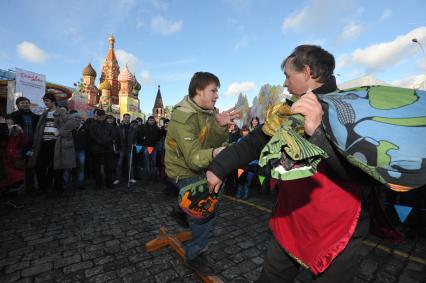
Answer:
[{"left": 42, "top": 110, "right": 58, "bottom": 141}]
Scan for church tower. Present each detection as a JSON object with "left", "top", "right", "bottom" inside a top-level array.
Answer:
[
  {"left": 153, "top": 85, "right": 165, "bottom": 123},
  {"left": 81, "top": 63, "right": 98, "bottom": 106},
  {"left": 100, "top": 35, "right": 120, "bottom": 105},
  {"left": 118, "top": 65, "right": 138, "bottom": 116},
  {"left": 98, "top": 79, "right": 112, "bottom": 113}
]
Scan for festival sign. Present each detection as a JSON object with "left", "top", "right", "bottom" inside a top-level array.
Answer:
[{"left": 15, "top": 68, "right": 46, "bottom": 112}]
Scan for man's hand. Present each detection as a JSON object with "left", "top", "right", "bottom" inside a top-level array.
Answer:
[
  {"left": 290, "top": 91, "right": 323, "bottom": 136},
  {"left": 206, "top": 170, "right": 222, "bottom": 194},
  {"left": 215, "top": 107, "right": 241, "bottom": 127},
  {"left": 213, "top": 146, "right": 225, "bottom": 157}
]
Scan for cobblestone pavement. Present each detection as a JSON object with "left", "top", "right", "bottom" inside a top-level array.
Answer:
[{"left": 0, "top": 181, "right": 425, "bottom": 283}]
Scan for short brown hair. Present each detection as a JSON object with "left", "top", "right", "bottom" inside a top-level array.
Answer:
[
  {"left": 188, "top": 72, "right": 220, "bottom": 98},
  {"left": 281, "top": 45, "right": 335, "bottom": 83}
]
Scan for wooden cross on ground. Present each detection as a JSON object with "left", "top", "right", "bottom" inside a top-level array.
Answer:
[{"left": 145, "top": 226, "right": 223, "bottom": 283}]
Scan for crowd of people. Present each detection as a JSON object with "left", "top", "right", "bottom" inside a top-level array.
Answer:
[
  {"left": 0, "top": 93, "right": 168, "bottom": 196},
  {"left": 0, "top": 44, "right": 424, "bottom": 283}
]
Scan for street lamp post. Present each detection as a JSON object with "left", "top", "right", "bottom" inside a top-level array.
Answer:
[{"left": 412, "top": 38, "right": 426, "bottom": 90}]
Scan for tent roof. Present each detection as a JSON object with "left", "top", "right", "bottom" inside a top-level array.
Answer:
[{"left": 338, "top": 74, "right": 389, "bottom": 90}]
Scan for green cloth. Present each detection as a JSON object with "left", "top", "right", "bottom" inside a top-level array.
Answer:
[{"left": 259, "top": 114, "right": 327, "bottom": 181}]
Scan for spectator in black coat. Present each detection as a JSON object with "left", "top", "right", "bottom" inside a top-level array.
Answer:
[
  {"left": 113, "top": 113, "right": 138, "bottom": 185},
  {"left": 88, "top": 110, "right": 115, "bottom": 189},
  {"left": 138, "top": 116, "right": 162, "bottom": 181}
]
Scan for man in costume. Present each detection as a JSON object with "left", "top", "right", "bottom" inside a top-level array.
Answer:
[{"left": 207, "top": 45, "right": 371, "bottom": 282}]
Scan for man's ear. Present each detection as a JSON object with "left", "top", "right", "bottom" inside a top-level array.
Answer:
[
  {"left": 303, "top": 65, "right": 311, "bottom": 81},
  {"left": 195, "top": 87, "right": 203, "bottom": 97}
]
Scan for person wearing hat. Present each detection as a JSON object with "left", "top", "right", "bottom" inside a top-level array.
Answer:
[
  {"left": 8, "top": 96, "right": 40, "bottom": 193},
  {"left": 28, "top": 93, "right": 76, "bottom": 193}
]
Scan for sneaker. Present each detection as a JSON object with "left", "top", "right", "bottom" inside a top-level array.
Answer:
[
  {"left": 113, "top": 180, "right": 120, "bottom": 185},
  {"left": 130, "top": 179, "right": 137, "bottom": 184},
  {"left": 169, "top": 209, "right": 189, "bottom": 228},
  {"left": 185, "top": 256, "right": 216, "bottom": 276}
]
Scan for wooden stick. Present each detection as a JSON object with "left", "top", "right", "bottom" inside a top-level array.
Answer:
[{"left": 145, "top": 226, "right": 223, "bottom": 283}]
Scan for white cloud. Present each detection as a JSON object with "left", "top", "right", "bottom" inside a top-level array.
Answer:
[
  {"left": 140, "top": 70, "right": 152, "bottom": 84},
  {"left": 227, "top": 0, "right": 253, "bottom": 13},
  {"left": 150, "top": 16, "right": 182, "bottom": 35},
  {"left": 282, "top": 0, "right": 350, "bottom": 33},
  {"left": 115, "top": 49, "right": 139, "bottom": 72},
  {"left": 336, "top": 53, "right": 352, "bottom": 69},
  {"left": 234, "top": 34, "right": 255, "bottom": 50},
  {"left": 224, "top": 82, "right": 256, "bottom": 96},
  {"left": 339, "top": 22, "right": 364, "bottom": 42},
  {"left": 416, "top": 59, "right": 425, "bottom": 71},
  {"left": 337, "top": 27, "right": 426, "bottom": 72},
  {"left": 380, "top": 9, "right": 392, "bottom": 20},
  {"left": 392, "top": 74, "right": 425, "bottom": 89},
  {"left": 150, "top": 0, "right": 168, "bottom": 10},
  {"left": 16, "top": 41, "right": 48, "bottom": 63}
]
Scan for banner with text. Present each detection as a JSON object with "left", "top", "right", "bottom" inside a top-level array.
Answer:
[{"left": 15, "top": 67, "right": 46, "bottom": 113}]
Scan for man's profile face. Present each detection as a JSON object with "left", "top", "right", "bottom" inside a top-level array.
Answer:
[
  {"left": 17, "top": 100, "right": 31, "bottom": 111},
  {"left": 195, "top": 82, "right": 219, "bottom": 110},
  {"left": 284, "top": 60, "right": 309, "bottom": 97}
]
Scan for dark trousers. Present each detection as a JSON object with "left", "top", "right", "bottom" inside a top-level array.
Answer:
[
  {"left": 257, "top": 212, "right": 370, "bottom": 283},
  {"left": 35, "top": 140, "right": 63, "bottom": 192},
  {"left": 93, "top": 152, "right": 114, "bottom": 188},
  {"left": 24, "top": 155, "right": 35, "bottom": 191}
]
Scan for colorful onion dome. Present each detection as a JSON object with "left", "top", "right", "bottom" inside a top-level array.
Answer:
[
  {"left": 82, "top": 63, "right": 97, "bottom": 77},
  {"left": 118, "top": 65, "right": 134, "bottom": 82},
  {"left": 98, "top": 79, "right": 111, "bottom": 91},
  {"left": 133, "top": 78, "right": 141, "bottom": 91}
]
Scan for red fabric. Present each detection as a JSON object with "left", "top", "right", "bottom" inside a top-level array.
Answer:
[
  {"left": 0, "top": 134, "right": 27, "bottom": 189},
  {"left": 270, "top": 162, "right": 361, "bottom": 275}
]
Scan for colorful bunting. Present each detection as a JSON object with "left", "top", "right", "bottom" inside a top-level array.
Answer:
[
  {"left": 394, "top": 204, "right": 413, "bottom": 223},
  {"left": 237, "top": 169, "right": 244, "bottom": 178},
  {"left": 135, "top": 145, "right": 143, "bottom": 153},
  {"left": 147, "top": 147, "right": 154, "bottom": 155},
  {"left": 258, "top": 175, "right": 265, "bottom": 185}
]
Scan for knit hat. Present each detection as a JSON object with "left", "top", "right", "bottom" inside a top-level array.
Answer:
[
  {"left": 42, "top": 93, "right": 57, "bottom": 103},
  {"left": 15, "top": 96, "right": 30, "bottom": 106}
]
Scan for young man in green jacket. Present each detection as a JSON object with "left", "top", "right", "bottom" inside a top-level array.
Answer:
[{"left": 165, "top": 71, "right": 239, "bottom": 274}]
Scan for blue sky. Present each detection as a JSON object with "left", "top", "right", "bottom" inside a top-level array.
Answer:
[{"left": 1, "top": 0, "right": 426, "bottom": 114}]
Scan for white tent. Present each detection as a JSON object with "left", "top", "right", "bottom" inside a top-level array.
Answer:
[
  {"left": 413, "top": 80, "right": 426, "bottom": 90},
  {"left": 338, "top": 75, "right": 389, "bottom": 90}
]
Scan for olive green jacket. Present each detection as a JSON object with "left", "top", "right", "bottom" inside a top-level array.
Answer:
[{"left": 165, "top": 96, "right": 228, "bottom": 182}]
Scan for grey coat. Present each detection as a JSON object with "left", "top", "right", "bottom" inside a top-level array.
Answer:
[{"left": 28, "top": 107, "right": 77, "bottom": 169}]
